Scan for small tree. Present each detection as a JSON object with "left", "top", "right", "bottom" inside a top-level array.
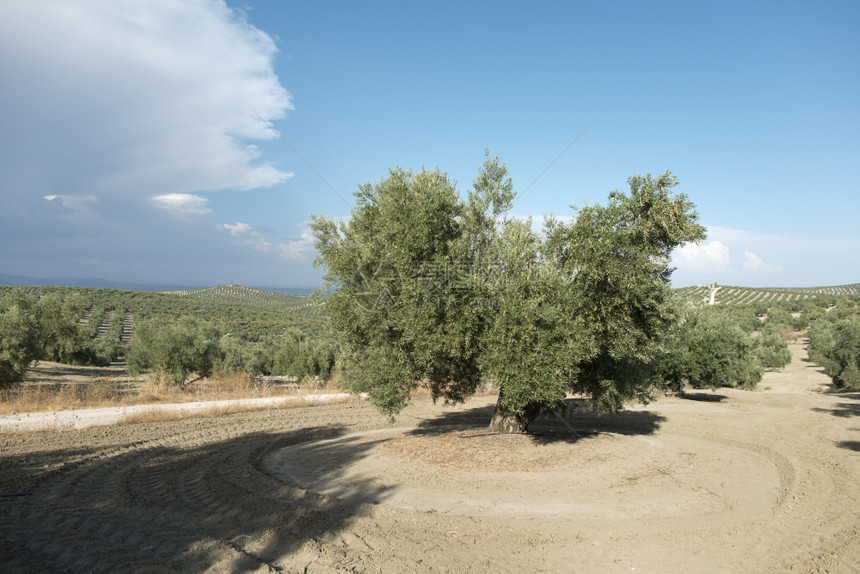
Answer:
[
  {"left": 658, "top": 307, "right": 764, "bottom": 392},
  {"left": 755, "top": 323, "right": 792, "bottom": 370},
  {"left": 127, "top": 316, "right": 222, "bottom": 385},
  {"left": 0, "top": 290, "right": 42, "bottom": 389},
  {"left": 36, "top": 292, "right": 88, "bottom": 363},
  {"left": 809, "top": 316, "right": 860, "bottom": 390}
]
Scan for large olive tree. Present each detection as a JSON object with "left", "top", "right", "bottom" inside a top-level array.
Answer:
[{"left": 312, "top": 154, "right": 705, "bottom": 432}]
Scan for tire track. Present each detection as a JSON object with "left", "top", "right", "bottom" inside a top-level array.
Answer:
[{"left": 0, "top": 402, "right": 384, "bottom": 573}]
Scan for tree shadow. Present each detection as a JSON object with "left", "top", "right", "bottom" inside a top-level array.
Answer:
[
  {"left": 527, "top": 399, "right": 666, "bottom": 444},
  {"left": 812, "top": 398, "right": 860, "bottom": 418},
  {"left": 680, "top": 391, "right": 729, "bottom": 403},
  {"left": 835, "top": 440, "right": 860, "bottom": 452},
  {"left": 0, "top": 425, "right": 391, "bottom": 573},
  {"left": 404, "top": 401, "right": 497, "bottom": 435},
  {"left": 407, "top": 398, "right": 665, "bottom": 445}
]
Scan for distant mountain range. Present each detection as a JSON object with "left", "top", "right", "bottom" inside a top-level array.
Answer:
[{"left": 0, "top": 273, "right": 317, "bottom": 296}]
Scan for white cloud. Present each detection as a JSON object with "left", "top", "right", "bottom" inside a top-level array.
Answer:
[
  {"left": 0, "top": 0, "right": 293, "bottom": 204},
  {"left": 44, "top": 194, "right": 97, "bottom": 211},
  {"left": 222, "top": 221, "right": 271, "bottom": 251},
  {"left": 672, "top": 240, "right": 731, "bottom": 273},
  {"left": 278, "top": 230, "right": 316, "bottom": 261},
  {"left": 670, "top": 225, "right": 860, "bottom": 287},
  {"left": 150, "top": 193, "right": 211, "bottom": 219},
  {"left": 224, "top": 222, "right": 253, "bottom": 237},
  {"left": 742, "top": 251, "right": 781, "bottom": 274}
]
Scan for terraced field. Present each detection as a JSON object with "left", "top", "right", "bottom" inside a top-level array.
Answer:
[{"left": 675, "top": 283, "right": 860, "bottom": 306}]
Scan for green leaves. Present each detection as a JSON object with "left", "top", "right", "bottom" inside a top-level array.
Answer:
[
  {"left": 809, "top": 315, "right": 860, "bottom": 390},
  {"left": 0, "top": 290, "right": 42, "bottom": 389},
  {"left": 658, "top": 307, "right": 764, "bottom": 392},
  {"left": 127, "top": 316, "right": 221, "bottom": 386},
  {"left": 313, "top": 158, "right": 707, "bottom": 430}
]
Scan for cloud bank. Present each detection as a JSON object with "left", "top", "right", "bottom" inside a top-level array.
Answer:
[
  {"left": 0, "top": 0, "right": 292, "bottom": 209},
  {"left": 671, "top": 226, "right": 858, "bottom": 288},
  {"left": 0, "top": 0, "right": 311, "bottom": 284}
]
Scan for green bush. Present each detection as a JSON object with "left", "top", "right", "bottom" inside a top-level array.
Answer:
[
  {"left": 659, "top": 308, "right": 763, "bottom": 392},
  {"left": 127, "top": 316, "right": 222, "bottom": 385},
  {"left": 0, "top": 290, "right": 42, "bottom": 389},
  {"left": 755, "top": 325, "right": 792, "bottom": 370},
  {"left": 809, "top": 316, "right": 860, "bottom": 390}
]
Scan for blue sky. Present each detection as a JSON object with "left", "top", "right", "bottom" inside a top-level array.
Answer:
[{"left": 1, "top": 0, "right": 858, "bottom": 288}]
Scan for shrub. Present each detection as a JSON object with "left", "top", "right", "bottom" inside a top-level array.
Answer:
[
  {"left": 0, "top": 290, "right": 42, "bottom": 389},
  {"left": 810, "top": 316, "right": 860, "bottom": 390},
  {"left": 127, "top": 316, "right": 222, "bottom": 385},
  {"left": 659, "top": 307, "right": 763, "bottom": 392},
  {"left": 755, "top": 325, "right": 792, "bottom": 370}
]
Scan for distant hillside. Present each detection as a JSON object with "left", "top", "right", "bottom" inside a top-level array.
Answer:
[
  {"left": 163, "top": 283, "right": 317, "bottom": 309},
  {"left": 0, "top": 273, "right": 317, "bottom": 295},
  {"left": 0, "top": 272, "right": 201, "bottom": 291},
  {"left": 675, "top": 283, "right": 860, "bottom": 306}
]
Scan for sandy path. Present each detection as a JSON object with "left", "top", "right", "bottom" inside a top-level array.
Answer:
[
  {"left": 1, "top": 340, "right": 858, "bottom": 573},
  {"left": 0, "top": 393, "right": 361, "bottom": 432}
]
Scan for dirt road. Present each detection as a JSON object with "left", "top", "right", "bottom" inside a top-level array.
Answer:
[{"left": 1, "top": 341, "right": 858, "bottom": 573}]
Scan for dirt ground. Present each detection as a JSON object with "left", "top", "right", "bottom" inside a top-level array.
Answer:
[{"left": 1, "top": 340, "right": 858, "bottom": 573}]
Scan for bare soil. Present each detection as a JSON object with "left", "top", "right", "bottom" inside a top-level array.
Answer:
[{"left": 1, "top": 341, "right": 858, "bottom": 573}]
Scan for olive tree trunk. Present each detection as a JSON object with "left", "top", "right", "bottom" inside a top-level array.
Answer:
[{"left": 487, "top": 395, "right": 542, "bottom": 433}]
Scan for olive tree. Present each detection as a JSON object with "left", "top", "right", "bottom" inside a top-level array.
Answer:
[
  {"left": 0, "top": 290, "right": 42, "bottom": 389},
  {"left": 809, "top": 315, "right": 860, "bottom": 390},
  {"left": 311, "top": 157, "right": 505, "bottom": 416},
  {"left": 312, "top": 155, "right": 705, "bottom": 432},
  {"left": 127, "top": 316, "right": 222, "bottom": 385},
  {"left": 658, "top": 307, "right": 764, "bottom": 392}
]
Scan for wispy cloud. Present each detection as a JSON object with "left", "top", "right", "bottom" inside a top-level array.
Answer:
[
  {"left": 277, "top": 230, "right": 316, "bottom": 261},
  {"left": 671, "top": 225, "right": 860, "bottom": 287},
  {"left": 672, "top": 240, "right": 731, "bottom": 273},
  {"left": 44, "top": 194, "right": 97, "bottom": 212},
  {"left": 742, "top": 251, "right": 781, "bottom": 274},
  {"left": 150, "top": 193, "right": 211, "bottom": 220},
  {"left": 223, "top": 221, "right": 272, "bottom": 251}
]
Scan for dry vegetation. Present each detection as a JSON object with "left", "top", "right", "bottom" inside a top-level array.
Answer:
[{"left": 0, "top": 362, "right": 342, "bottom": 416}]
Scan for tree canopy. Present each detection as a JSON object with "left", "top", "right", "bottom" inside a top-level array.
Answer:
[{"left": 311, "top": 153, "right": 706, "bottom": 432}]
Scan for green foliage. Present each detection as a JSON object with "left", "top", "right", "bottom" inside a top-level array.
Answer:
[
  {"left": 127, "top": 316, "right": 222, "bottom": 385},
  {"left": 710, "top": 305, "right": 762, "bottom": 334},
  {"left": 271, "top": 329, "right": 337, "bottom": 380},
  {"left": 313, "top": 156, "right": 705, "bottom": 430},
  {"left": 809, "top": 315, "right": 860, "bottom": 390},
  {"left": 312, "top": 161, "right": 492, "bottom": 415},
  {"left": 0, "top": 284, "right": 332, "bottom": 381},
  {"left": 491, "top": 171, "right": 707, "bottom": 417},
  {"left": 658, "top": 307, "right": 764, "bottom": 392},
  {"left": 36, "top": 292, "right": 88, "bottom": 363},
  {"left": 0, "top": 290, "right": 42, "bottom": 389},
  {"left": 765, "top": 307, "right": 793, "bottom": 330},
  {"left": 755, "top": 324, "right": 792, "bottom": 370}
]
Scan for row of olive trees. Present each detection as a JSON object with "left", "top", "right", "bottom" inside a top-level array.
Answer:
[
  {"left": 0, "top": 289, "right": 122, "bottom": 389},
  {"left": 126, "top": 316, "right": 337, "bottom": 386},
  {"left": 656, "top": 304, "right": 792, "bottom": 393},
  {"left": 808, "top": 306, "right": 860, "bottom": 390}
]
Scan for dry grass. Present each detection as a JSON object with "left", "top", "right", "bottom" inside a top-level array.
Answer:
[
  {"left": 114, "top": 393, "right": 360, "bottom": 426},
  {"left": 0, "top": 378, "right": 135, "bottom": 414},
  {"left": 0, "top": 366, "right": 343, "bottom": 415}
]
